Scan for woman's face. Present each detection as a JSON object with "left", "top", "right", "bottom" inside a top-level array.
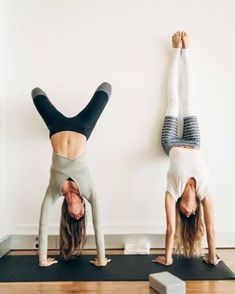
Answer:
[
  {"left": 180, "top": 188, "right": 197, "bottom": 217},
  {"left": 180, "top": 182, "right": 197, "bottom": 217},
  {"left": 68, "top": 198, "right": 85, "bottom": 219},
  {"left": 63, "top": 190, "right": 85, "bottom": 219},
  {"left": 180, "top": 200, "right": 196, "bottom": 217}
]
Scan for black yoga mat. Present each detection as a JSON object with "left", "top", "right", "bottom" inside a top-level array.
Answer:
[{"left": 0, "top": 254, "right": 234, "bottom": 282}]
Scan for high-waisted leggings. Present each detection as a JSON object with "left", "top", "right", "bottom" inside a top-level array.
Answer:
[{"left": 32, "top": 82, "right": 111, "bottom": 139}]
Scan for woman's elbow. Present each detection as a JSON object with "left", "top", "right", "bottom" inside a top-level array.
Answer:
[
  {"left": 206, "top": 226, "right": 215, "bottom": 237},
  {"left": 166, "top": 226, "right": 175, "bottom": 235}
]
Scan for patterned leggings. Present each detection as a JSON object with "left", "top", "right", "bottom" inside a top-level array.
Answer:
[
  {"left": 161, "top": 115, "right": 201, "bottom": 155},
  {"left": 161, "top": 48, "right": 201, "bottom": 155}
]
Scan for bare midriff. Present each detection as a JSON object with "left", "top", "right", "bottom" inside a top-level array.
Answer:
[{"left": 50, "top": 131, "right": 87, "bottom": 159}]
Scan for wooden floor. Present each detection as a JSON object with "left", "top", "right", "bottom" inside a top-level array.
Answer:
[{"left": 0, "top": 249, "right": 235, "bottom": 293}]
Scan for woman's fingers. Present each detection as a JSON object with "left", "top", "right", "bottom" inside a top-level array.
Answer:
[
  {"left": 89, "top": 260, "right": 96, "bottom": 264},
  {"left": 203, "top": 257, "right": 207, "bottom": 261},
  {"left": 203, "top": 256, "right": 222, "bottom": 265},
  {"left": 89, "top": 258, "right": 111, "bottom": 267},
  {"left": 152, "top": 256, "right": 165, "bottom": 263},
  {"left": 89, "top": 259, "right": 99, "bottom": 266},
  {"left": 214, "top": 258, "right": 222, "bottom": 265},
  {"left": 50, "top": 260, "right": 58, "bottom": 265},
  {"left": 152, "top": 257, "right": 161, "bottom": 261},
  {"left": 40, "top": 260, "right": 58, "bottom": 267},
  {"left": 152, "top": 256, "right": 173, "bottom": 266},
  {"left": 203, "top": 257, "right": 209, "bottom": 264},
  {"left": 154, "top": 260, "right": 165, "bottom": 265}
]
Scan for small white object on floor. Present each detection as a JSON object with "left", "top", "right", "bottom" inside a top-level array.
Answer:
[
  {"left": 138, "top": 242, "right": 150, "bottom": 254},
  {"left": 124, "top": 243, "right": 139, "bottom": 255},
  {"left": 149, "top": 272, "right": 185, "bottom": 294},
  {"left": 124, "top": 242, "right": 150, "bottom": 255}
]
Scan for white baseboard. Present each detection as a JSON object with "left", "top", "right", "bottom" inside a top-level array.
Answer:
[
  {"left": 1, "top": 232, "right": 234, "bottom": 254},
  {"left": 0, "top": 235, "right": 12, "bottom": 257},
  {"left": 8, "top": 234, "right": 166, "bottom": 250},
  {"left": 6, "top": 223, "right": 235, "bottom": 249}
]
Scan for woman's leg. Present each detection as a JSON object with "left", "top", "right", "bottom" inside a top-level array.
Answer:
[
  {"left": 165, "top": 48, "right": 181, "bottom": 117},
  {"left": 181, "top": 33, "right": 200, "bottom": 148},
  {"left": 161, "top": 46, "right": 181, "bottom": 155},
  {"left": 32, "top": 87, "right": 63, "bottom": 131},
  {"left": 75, "top": 82, "right": 111, "bottom": 140}
]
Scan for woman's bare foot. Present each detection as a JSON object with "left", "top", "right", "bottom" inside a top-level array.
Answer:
[
  {"left": 181, "top": 31, "right": 189, "bottom": 48},
  {"left": 172, "top": 31, "right": 182, "bottom": 48}
]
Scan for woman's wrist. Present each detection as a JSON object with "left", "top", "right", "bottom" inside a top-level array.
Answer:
[
  {"left": 165, "top": 251, "right": 173, "bottom": 263},
  {"left": 97, "top": 257, "right": 106, "bottom": 264},
  {"left": 208, "top": 252, "right": 217, "bottom": 260},
  {"left": 39, "top": 258, "right": 47, "bottom": 265},
  {"left": 39, "top": 253, "right": 47, "bottom": 262},
  {"left": 165, "top": 256, "right": 173, "bottom": 264}
]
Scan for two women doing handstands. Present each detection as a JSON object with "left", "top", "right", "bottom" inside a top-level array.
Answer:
[{"left": 32, "top": 31, "right": 220, "bottom": 268}]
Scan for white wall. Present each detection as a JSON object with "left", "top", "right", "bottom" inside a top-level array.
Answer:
[
  {"left": 3, "top": 0, "right": 235, "bottom": 240},
  {"left": 0, "top": 0, "right": 7, "bottom": 239}
]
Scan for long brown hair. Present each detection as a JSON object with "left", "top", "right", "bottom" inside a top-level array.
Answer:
[
  {"left": 175, "top": 196, "right": 205, "bottom": 257},
  {"left": 59, "top": 198, "right": 87, "bottom": 260}
]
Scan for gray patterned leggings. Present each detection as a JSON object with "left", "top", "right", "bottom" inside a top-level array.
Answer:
[{"left": 161, "top": 115, "right": 201, "bottom": 155}]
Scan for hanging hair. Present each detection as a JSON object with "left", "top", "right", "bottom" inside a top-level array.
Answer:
[
  {"left": 174, "top": 196, "right": 205, "bottom": 257},
  {"left": 59, "top": 198, "right": 87, "bottom": 260}
]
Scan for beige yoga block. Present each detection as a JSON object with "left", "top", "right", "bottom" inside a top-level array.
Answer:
[{"left": 149, "top": 272, "right": 185, "bottom": 294}]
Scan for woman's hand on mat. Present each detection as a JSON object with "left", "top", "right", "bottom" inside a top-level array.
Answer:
[
  {"left": 39, "top": 257, "right": 58, "bottom": 267},
  {"left": 89, "top": 257, "right": 111, "bottom": 267},
  {"left": 152, "top": 256, "right": 173, "bottom": 266},
  {"left": 203, "top": 256, "right": 222, "bottom": 266}
]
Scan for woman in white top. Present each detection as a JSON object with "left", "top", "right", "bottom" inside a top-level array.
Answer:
[{"left": 153, "top": 31, "right": 221, "bottom": 266}]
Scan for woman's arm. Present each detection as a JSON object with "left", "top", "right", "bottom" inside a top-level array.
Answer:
[
  {"left": 89, "top": 190, "right": 111, "bottom": 267},
  {"left": 38, "top": 186, "right": 58, "bottom": 267},
  {"left": 201, "top": 195, "right": 221, "bottom": 265},
  {"left": 153, "top": 191, "right": 175, "bottom": 265}
]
